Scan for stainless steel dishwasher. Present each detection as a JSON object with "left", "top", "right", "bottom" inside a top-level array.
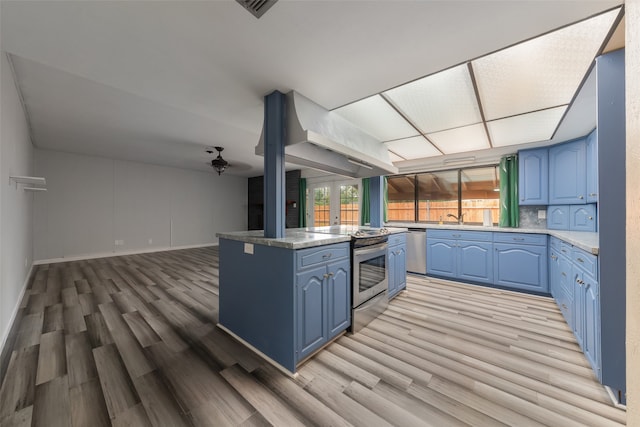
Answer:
[{"left": 406, "top": 228, "right": 427, "bottom": 274}]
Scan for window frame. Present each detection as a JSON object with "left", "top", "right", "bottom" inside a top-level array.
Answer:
[{"left": 386, "top": 164, "right": 500, "bottom": 224}]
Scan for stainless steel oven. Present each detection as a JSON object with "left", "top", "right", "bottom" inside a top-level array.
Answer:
[
  {"left": 351, "top": 238, "right": 389, "bottom": 332},
  {"left": 352, "top": 241, "right": 388, "bottom": 306}
]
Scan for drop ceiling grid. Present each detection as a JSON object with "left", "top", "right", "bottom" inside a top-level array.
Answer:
[{"left": 332, "top": 7, "right": 620, "bottom": 163}]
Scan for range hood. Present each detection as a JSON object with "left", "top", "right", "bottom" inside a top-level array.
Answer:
[{"left": 256, "top": 91, "right": 398, "bottom": 178}]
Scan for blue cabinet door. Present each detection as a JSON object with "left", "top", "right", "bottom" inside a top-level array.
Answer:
[
  {"left": 549, "top": 250, "right": 560, "bottom": 299},
  {"left": 426, "top": 239, "right": 457, "bottom": 279},
  {"left": 296, "top": 265, "right": 327, "bottom": 360},
  {"left": 394, "top": 244, "right": 407, "bottom": 293},
  {"left": 570, "top": 204, "right": 597, "bottom": 232},
  {"left": 493, "top": 243, "right": 548, "bottom": 292},
  {"left": 519, "top": 148, "right": 549, "bottom": 205},
  {"left": 457, "top": 241, "right": 493, "bottom": 284},
  {"left": 586, "top": 129, "right": 598, "bottom": 203},
  {"left": 388, "top": 248, "right": 398, "bottom": 297},
  {"left": 583, "top": 273, "right": 601, "bottom": 379},
  {"left": 549, "top": 140, "right": 587, "bottom": 204},
  {"left": 547, "top": 205, "right": 570, "bottom": 230},
  {"left": 327, "top": 259, "right": 351, "bottom": 339},
  {"left": 572, "top": 269, "right": 585, "bottom": 349}
]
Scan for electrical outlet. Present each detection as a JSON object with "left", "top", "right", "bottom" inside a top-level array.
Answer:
[
  {"left": 148, "top": 238, "right": 153, "bottom": 245},
  {"left": 115, "top": 239, "right": 124, "bottom": 246},
  {"left": 538, "top": 210, "right": 547, "bottom": 220}
]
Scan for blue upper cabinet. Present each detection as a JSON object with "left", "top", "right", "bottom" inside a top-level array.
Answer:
[
  {"left": 586, "top": 129, "right": 599, "bottom": 203},
  {"left": 549, "top": 139, "right": 587, "bottom": 204},
  {"left": 570, "top": 204, "right": 597, "bottom": 232},
  {"left": 547, "top": 205, "right": 570, "bottom": 230},
  {"left": 518, "top": 148, "right": 549, "bottom": 205}
]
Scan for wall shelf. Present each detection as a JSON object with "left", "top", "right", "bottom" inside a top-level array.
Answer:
[
  {"left": 9, "top": 175, "right": 46, "bottom": 185},
  {"left": 9, "top": 175, "right": 47, "bottom": 192}
]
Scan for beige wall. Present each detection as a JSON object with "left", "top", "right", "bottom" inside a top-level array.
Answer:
[{"left": 627, "top": 0, "right": 640, "bottom": 423}]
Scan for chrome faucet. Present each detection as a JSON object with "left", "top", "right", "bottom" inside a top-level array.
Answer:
[{"left": 447, "top": 213, "right": 465, "bottom": 224}]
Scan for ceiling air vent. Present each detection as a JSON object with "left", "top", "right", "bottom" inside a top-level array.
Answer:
[{"left": 236, "top": 0, "right": 278, "bottom": 19}]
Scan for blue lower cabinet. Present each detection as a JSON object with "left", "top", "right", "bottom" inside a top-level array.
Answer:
[
  {"left": 549, "top": 249, "right": 561, "bottom": 299},
  {"left": 547, "top": 205, "right": 570, "bottom": 230},
  {"left": 388, "top": 240, "right": 407, "bottom": 299},
  {"left": 493, "top": 243, "right": 548, "bottom": 293},
  {"left": 582, "top": 273, "right": 600, "bottom": 378},
  {"left": 295, "top": 243, "right": 351, "bottom": 363},
  {"left": 296, "top": 266, "right": 327, "bottom": 359},
  {"left": 457, "top": 241, "right": 493, "bottom": 284},
  {"left": 570, "top": 204, "right": 597, "bottom": 232},
  {"left": 327, "top": 259, "right": 351, "bottom": 339},
  {"left": 426, "top": 239, "right": 457, "bottom": 278}
]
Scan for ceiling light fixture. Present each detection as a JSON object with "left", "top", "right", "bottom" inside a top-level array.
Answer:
[{"left": 209, "top": 147, "right": 229, "bottom": 175}]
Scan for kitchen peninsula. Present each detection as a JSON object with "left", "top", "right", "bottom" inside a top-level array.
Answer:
[{"left": 217, "top": 226, "right": 407, "bottom": 374}]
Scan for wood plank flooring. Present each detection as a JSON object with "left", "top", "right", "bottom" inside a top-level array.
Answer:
[{"left": 0, "top": 246, "right": 626, "bottom": 426}]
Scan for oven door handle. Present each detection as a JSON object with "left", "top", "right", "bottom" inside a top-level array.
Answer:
[{"left": 353, "top": 242, "right": 388, "bottom": 257}]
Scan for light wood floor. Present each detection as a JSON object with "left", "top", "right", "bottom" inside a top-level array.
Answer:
[{"left": 0, "top": 246, "right": 626, "bottom": 426}]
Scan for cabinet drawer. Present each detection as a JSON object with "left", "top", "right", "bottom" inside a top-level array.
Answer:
[
  {"left": 296, "top": 244, "right": 349, "bottom": 270},
  {"left": 427, "top": 229, "right": 492, "bottom": 241},
  {"left": 559, "top": 241, "right": 572, "bottom": 258},
  {"left": 388, "top": 233, "right": 407, "bottom": 247},
  {"left": 493, "top": 232, "right": 546, "bottom": 246},
  {"left": 572, "top": 248, "right": 598, "bottom": 277},
  {"left": 549, "top": 236, "right": 562, "bottom": 251}
]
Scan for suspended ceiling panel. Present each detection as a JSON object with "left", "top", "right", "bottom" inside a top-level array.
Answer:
[
  {"left": 333, "top": 95, "right": 418, "bottom": 141},
  {"left": 427, "top": 124, "right": 490, "bottom": 154},
  {"left": 383, "top": 64, "right": 481, "bottom": 134},
  {"left": 472, "top": 9, "right": 619, "bottom": 121},
  {"left": 488, "top": 106, "right": 568, "bottom": 147},
  {"left": 385, "top": 136, "right": 441, "bottom": 160}
]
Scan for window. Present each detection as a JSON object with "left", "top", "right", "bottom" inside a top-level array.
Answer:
[
  {"left": 340, "top": 184, "right": 359, "bottom": 226},
  {"left": 313, "top": 186, "right": 330, "bottom": 226},
  {"left": 387, "top": 175, "right": 416, "bottom": 222},
  {"left": 387, "top": 166, "right": 500, "bottom": 225}
]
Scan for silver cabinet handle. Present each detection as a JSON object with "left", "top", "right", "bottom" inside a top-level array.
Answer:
[
  {"left": 561, "top": 272, "right": 566, "bottom": 277},
  {"left": 589, "top": 193, "right": 597, "bottom": 197},
  {"left": 328, "top": 272, "right": 334, "bottom": 277},
  {"left": 578, "top": 195, "right": 584, "bottom": 199},
  {"left": 588, "top": 216, "right": 593, "bottom": 220},
  {"left": 562, "top": 304, "right": 568, "bottom": 309},
  {"left": 322, "top": 253, "right": 332, "bottom": 259},
  {"left": 576, "top": 278, "right": 585, "bottom": 285},
  {"left": 513, "top": 237, "right": 525, "bottom": 241},
  {"left": 323, "top": 273, "right": 329, "bottom": 279},
  {"left": 577, "top": 257, "right": 584, "bottom": 263}
]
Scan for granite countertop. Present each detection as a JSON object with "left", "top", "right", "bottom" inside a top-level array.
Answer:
[
  {"left": 389, "top": 222, "right": 599, "bottom": 255},
  {"left": 217, "top": 226, "right": 409, "bottom": 250},
  {"left": 216, "top": 229, "right": 351, "bottom": 249}
]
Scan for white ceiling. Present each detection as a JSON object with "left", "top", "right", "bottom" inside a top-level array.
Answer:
[{"left": 0, "top": 1, "right": 623, "bottom": 177}]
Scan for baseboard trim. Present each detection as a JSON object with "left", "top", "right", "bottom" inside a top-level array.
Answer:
[
  {"left": 0, "top": 263, "right": 34, "bottom": 363},
  {"left": 216, "top": 323, "right": 298, "bottom": 379},
  {"left": 33, "top": 243, "right": 219, "bottom": 265}
]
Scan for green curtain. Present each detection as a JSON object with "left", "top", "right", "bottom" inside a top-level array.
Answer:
[
  {"left": 383, "top": 176, "right": 388, "bottom": 223},
  {"left": 299, "top": 178, "right": 307, "bottom": 228},
  {"left": 360, "top": 177, "right": 370, "bottom": 225},
  {"left": 499, "top": 155, "right": 519, "bottom": 227}
]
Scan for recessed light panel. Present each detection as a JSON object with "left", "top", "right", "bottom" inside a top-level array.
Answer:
[
  {"left": 385, "top": 136, "right": 441, "bottom": 160},
  {"left": 473, "top": 9, "right": 618, "bottom": 120},
  {"left": 383, "top": 64, "right": 481, "bottom": 133},
  {"left": 427, "top": 124, "right": 490, "bottom": 154},
  {"left": 488, "top": 106, "right": 567, "bottom": 147},
  {"left": 333, "top": 95, "right": 418, "bottom": 141}
]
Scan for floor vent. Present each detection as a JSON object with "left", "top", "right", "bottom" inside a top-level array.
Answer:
[{"left": 236, "top": 0, "right": 278, "bottom": 19}]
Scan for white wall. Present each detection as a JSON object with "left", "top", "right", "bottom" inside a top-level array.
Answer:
[
  {"left": 1, "top": 53, "right": 34, "bottom": 349},
  {"left": 34, "top": 149, "right": 247, "bottom": 261}
]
